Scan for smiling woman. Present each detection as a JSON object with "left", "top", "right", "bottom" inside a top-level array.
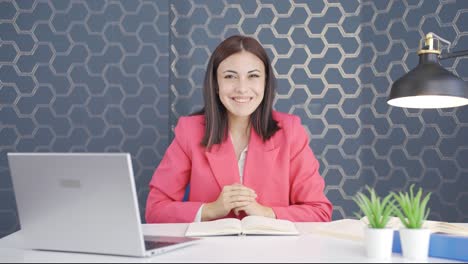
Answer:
[
  {"left": 145, "top": 35, "right": 333, "bottom": 224},
  {"left": 218, "top": 52, "right": 265, "bottom": 119},
  {"left": 197, "top": 35, "right": 279, "bottom": 150},
  {"left": 217, "top": 51, "right": 266, "bottom": 163}
]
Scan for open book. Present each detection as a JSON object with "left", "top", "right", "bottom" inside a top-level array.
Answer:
[
  {"left": 367, "top": 217, "right": 468, "bottom": 236},
  {"left": 185, "top": 216, "right": 299, "bottom": 237},
  {"left": 312, "top": 217, "right": 468, "bottom": 241}
]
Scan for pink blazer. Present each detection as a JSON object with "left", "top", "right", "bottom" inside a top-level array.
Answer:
[{"left": 146, "top": 111, "right": 333, "bottom": 223}]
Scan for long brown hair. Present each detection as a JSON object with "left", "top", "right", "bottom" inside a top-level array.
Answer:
[{"left": 193, "top": 35, "right": 280, "bottom": 148}]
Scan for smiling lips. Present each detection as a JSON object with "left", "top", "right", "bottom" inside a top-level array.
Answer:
[{"left": 232, "top": 97, "right": 253, "bottom": 103}]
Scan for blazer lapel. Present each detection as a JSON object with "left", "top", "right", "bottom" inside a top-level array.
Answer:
[
  {"left": 205, "top": 136, "right": 240, "bottom": 189},
  {"left": 243, "top": 126, "right": 279, "bottom": 188}
]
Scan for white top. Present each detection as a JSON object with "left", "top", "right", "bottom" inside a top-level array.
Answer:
[
  {"left": 237, "top": 146, "right": 248, "bottom": 183},
  {"left": 193, "top": 146, "right": 248, "bottom": 222}
]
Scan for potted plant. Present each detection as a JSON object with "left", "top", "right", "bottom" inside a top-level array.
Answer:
[
  {"left": 353, "top": 186, "right": 395, "bottom": 259},
  {"left": 391, "top": 184, "right": 432, "bottom": 260}
]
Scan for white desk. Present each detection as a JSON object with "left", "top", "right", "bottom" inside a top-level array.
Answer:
[{"left": 0, "top": 223, "right": 462, "bottom": 263}]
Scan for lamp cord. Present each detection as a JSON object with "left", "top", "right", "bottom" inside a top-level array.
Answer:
[
  {"left": 429, "top": 32, "right": 452, "bottom": 53},
  {"left": 427, "top": 32, "right": 468, "bottom": 60},
  {"left": 439, "top": 49, "right": 468, "bottom": 60}
]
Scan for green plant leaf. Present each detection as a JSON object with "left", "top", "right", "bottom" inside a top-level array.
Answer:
[
  {"left": 391, "top": 185, "right": 432, "bottom": 229},
  {"left": 352, "top": 187, "right": 395, "bottom": 228}
]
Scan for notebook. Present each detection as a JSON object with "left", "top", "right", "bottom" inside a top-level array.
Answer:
[{"left": 8, "top": 153, "right": 199, "bottom": 257}]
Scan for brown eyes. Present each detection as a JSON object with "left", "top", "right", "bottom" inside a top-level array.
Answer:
[{"left": 223, "top": 74, "right": 260, "bottom": 79}]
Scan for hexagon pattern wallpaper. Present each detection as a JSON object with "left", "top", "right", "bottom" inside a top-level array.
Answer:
[{"left": 1, "top": 0, "right": 468, "bottom": 238}]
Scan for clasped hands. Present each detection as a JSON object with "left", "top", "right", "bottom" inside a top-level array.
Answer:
[{"left": 202, "top": 183, "right": 275, "bottom": 221}]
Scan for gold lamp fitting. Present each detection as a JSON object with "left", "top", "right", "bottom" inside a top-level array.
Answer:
[{"left": 417, "top": 33, "right": 441, "bottom": 55}]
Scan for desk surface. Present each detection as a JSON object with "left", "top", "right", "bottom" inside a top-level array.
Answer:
[{"left": 0, "top": 223, "right": 463, "bottom": 263}]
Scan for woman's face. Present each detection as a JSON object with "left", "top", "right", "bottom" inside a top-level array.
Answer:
[{"left": 217, "top": 51, "right": 266, "bottom": 119}]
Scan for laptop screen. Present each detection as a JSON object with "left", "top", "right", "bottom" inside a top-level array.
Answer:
[{"left": 8, "top": 153, "right": 198, "bottom": 257}]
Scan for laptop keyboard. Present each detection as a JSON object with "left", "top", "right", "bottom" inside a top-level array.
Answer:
[{"left": 144, "top": 240, "right": 178, "bottom": 250}]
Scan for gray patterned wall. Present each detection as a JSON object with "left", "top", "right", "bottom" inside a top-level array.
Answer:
[
  {"left": 169, "top": 0, "right": 468, "bottom": 222},
  {"left": 0, "top": 0, "right": 170, "bottom": 238},
  {"left": 1, "top": 0, "right": 467, "bottom": 238}
]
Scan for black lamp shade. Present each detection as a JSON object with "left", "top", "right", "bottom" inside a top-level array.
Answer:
[{"left": 388, "top": 53, "right": 468, "bottom": 108}]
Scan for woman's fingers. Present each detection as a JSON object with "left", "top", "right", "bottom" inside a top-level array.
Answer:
[
  {"left": 220, "top": 184, "right": 258, "bottom": 212},
  {"left": 224, "top": 185, "right": 257, "bottom": 197},
  {"left": 230, "top": 201, "right": 251, "bottom": 208}
]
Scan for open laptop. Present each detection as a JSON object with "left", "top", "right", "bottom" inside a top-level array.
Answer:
[{"left": 7, "top": 153, "right": 199, "bottom": 257}]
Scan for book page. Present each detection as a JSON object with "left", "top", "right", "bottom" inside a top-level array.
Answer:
[
  {"left": 240, "top": 216, "right": 299, "bottom": 235},
  {"left": 426, "top": 221, "right": 468, "bottom": 236},
  {"left": 319, "top": 217, "right": 468, "bottom": 241},
  {"left": 364, "top": 216, "right": 468, "bottom": 236},
  {"left": 311, "top": 219, "right": 365, "bottom": 241},
  {"left": 185, "top": 218, "right": 242, "bottom": 237}
]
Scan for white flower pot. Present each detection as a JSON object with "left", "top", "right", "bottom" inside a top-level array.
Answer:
[
  {"left": 399, "top": 228, "right": 431, "bottom": 260},
  {"left": 364, "top": 227, "right": 394, "bottom": 259}
]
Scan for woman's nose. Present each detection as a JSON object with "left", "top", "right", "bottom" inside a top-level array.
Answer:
[{"left": 235, "top": 78, "right": 249, "bottom": 93}]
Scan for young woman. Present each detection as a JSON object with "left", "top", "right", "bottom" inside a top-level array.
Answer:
[{"left": 146, "top": 35, "right": 333, "bottom": 223}]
